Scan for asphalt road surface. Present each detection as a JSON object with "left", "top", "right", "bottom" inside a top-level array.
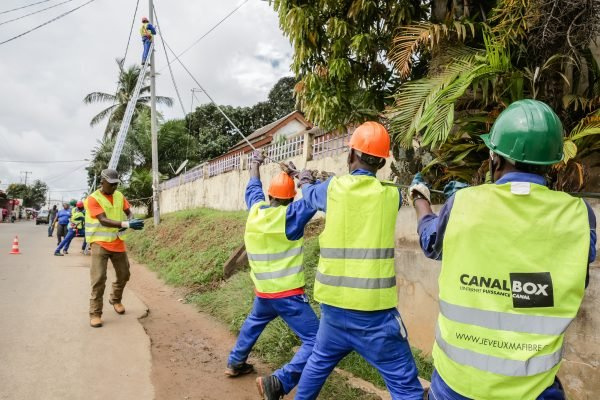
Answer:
[{"left": 0, "top": 221, "right": 154, "bottom": 400}]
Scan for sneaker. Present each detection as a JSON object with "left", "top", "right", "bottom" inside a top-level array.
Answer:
[
  {"left": 54, "top": 252, "right": 63, "bottom": 256},
  {"left": 224, "top": 362, "right": 254, "bottom": 377},
  {"left": 90, "top": 315, "right": 103, "bottom": 328},
  {"left": 63, "top": 250, "right": 68, "bottom": 255},
  {"left": 256, "top": 375, "right": 284, "bottom": 400}
]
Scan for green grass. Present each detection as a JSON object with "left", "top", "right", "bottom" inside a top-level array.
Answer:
[{"left": 128, "top": 207, "right": 433, "bottom": 397}]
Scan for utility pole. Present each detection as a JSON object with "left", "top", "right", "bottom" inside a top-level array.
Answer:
[
  {"left": 20, "top": 171, "right": 32, "bottom": 186},
  {"left": 150, "top": 0, "right": 160, "bottom": 226}
]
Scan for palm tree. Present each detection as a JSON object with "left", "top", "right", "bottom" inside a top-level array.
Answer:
[{"left": 84, "top": 58, "right": 173, "bottom": 140}]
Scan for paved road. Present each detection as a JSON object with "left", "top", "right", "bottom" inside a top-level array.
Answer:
[{"left": 0, "top": 221, "right": 153, "bottom": 400}]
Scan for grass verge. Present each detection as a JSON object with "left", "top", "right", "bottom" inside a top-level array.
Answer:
[{"left": 129, "top": 208, "right": 433, "bottom": 397}]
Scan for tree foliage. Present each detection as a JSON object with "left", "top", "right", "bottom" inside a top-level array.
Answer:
[
  {"left": 7, "top": 180, "right": 48, "bottom": 208},
  {"left": 271, "top": 0, "right": 427, "bottom": 130}
]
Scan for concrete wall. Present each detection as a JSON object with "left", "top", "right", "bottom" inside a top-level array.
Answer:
[
  {"left": 394, "top": 204, "right": 600, "bottom": 400},
  {"left": 159, "top": 151, "right": 393, "bottom": 213}
]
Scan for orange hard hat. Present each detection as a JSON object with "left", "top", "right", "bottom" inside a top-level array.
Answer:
[
  {"left": 268, "top": 172, "right": 296, "bottom": 199},
  {"left": 349, "top": 121, "right": 390, "bottom": 158}
]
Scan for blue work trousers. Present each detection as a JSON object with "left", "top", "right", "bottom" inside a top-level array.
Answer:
[
  {"left": 55, "top": 228, "right": 86, "bottom": 253},
  {"left": 142, "top": 38, "right": 152, "bottom": 63},
  {"left": 228, "top": 294, "right": 319, "bottom": 394},
  {"left": 295, "top": 305, "right": 424, "bottom": 400},
  {"left": 428, "top": 369, "right": 566, "bottom": 400}
]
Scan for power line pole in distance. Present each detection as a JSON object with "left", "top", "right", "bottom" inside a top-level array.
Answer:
[{"left": 21, "top": 171, "right": 32, "bottom": 186}]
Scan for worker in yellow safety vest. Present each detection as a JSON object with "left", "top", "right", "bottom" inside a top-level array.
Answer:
[
  {"left": 294, "top": 121, "right": 424, "bottom": 400},
  {"left": 225, "top": 150, "right": 319, "bottom": 400},
  {"left": 409, "top": 99, "right": 597, "bottom": 400},
  {"left": 140, "top": 16, "right": 156, "bottom": 65},
  {"left": 85, "top": 168, "right": 145, "bottom": 328}
]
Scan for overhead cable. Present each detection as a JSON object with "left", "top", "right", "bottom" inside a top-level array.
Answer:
[
  {"left": 0, "top": 0, "right": 96, "bottom": 46},
  {"left": 0, "top": 0, "right": 52, "bottom": 15},
  {"left": 160, "top": 34, "right": 258, "bottom": 151},
  {"left": 152, "top": 4, "right": 187, "bottom": 117},
  {"left": 158, "top": 0, "right": 249, "bottom": 73},
  {"left": 0, "top": 0, "right": 76, "bottom": 27},
  {"left": 0, "top": 158, "right": 89, "bottom": 163},
  {"left": 98, "top": 0, "right": 139, "bottom": 139}
]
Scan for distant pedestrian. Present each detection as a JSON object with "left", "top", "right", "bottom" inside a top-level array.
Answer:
[
  {"left": 140, "top": 17, "right": 156, "bottom": 65},
  {"left": 86, "top": 168, "right": 144, "bottom": 328},
  {"left": 1, "top": 208, "right": 7, "bottom": 222},
  {"left": 48, "top": 205, "right": 58, "bottom": 237},
  {"left": 54, "top": 203, "right": 71, "bottom": 245},
  {"left": 54, "top": 201, "right": 86, "bottom": 256}
]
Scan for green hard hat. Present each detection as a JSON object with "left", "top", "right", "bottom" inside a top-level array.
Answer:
[
  {"left": 69, "top": 199, "right": 77, "bottom": 207},
  {"left": 481, "top": 99, "right": 564, "bottom": 165}
]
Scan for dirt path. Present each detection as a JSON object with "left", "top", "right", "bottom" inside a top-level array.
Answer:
[{"left": 128, "top": 261, "right": 269, "bottom": 400}]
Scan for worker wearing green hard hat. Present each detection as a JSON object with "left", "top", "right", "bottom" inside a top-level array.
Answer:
[{"left": 408, "top": 99, "right": 596, "bottom": 400}]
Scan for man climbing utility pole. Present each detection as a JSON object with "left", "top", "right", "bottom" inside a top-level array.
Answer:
[
  {"left": 140, "top": 16, "right": 156, "bottom": 65},
  {"left": 294, "top": 122, "right": 424, "bottom": 399},
  {"left": 409, "top": 99, "right": 597, "bottom": 400},
  {"left": 225, "top": 151, "right": 319, "bottom": 400},
  {"left": 149, "top": 0, "right": 160, "bottom": 226}
]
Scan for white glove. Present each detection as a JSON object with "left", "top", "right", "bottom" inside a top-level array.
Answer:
[
  {"left": 120, "top": 221, "right": 130, "bottom": 228},
  {"left": 408, "top": 183, "right": 431, "bottom": 205}
]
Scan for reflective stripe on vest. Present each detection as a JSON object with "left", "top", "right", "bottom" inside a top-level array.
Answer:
[
  {"left": 70, "top": 209, "right": 85, "bottom": 229},
  {"left": 244, "top": 201, "right": 305, "bottom": 293},
  {"left": 84, "top": 190, "right": 127, "bottom": 244},
  {"left": 434, "top": 183, "right": 589, "bottom": 400},
  {"left": 316, "top": 175, "right": 399, "bottom": 311}
]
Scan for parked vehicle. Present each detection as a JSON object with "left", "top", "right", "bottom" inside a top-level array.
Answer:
[{"left": 36, "top": 210, "right": 49, "bottom": 225}]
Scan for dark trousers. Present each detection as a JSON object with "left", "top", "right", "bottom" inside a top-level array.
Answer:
[
  {"left": 89, "top": 243, "right": 131, "bottom": 317},
  {"left": 56, "top": 224, "right": 68, "bottom": 245}
]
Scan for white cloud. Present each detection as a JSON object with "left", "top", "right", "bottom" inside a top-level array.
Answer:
[{"left": 0, "top": 0, "right": 293, "bottom": 203}]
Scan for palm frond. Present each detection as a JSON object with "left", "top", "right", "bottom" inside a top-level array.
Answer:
[
  {"left": 90, "top": 105, "right": 118, "bottom": 127},
  {"left": 83, "top": 92, "right": 116, "bottom": 105}
]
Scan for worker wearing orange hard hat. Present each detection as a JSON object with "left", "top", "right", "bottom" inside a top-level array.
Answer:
[
  {"left": 226, "top": 150, "right": 319, "bottom": 400},
  {"left": 295, "top": 121, "right": 423, "bottom": 399}
]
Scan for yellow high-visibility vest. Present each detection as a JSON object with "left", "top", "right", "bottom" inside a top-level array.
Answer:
[
  {"left": 244, "top": 201, "right": 305, "bottom": 293},
  {"left": 435, "top": 183, "right": 589, "bottom": 399},
  {"left": 85, "top": 190, "right": 127, "bottom": 244},
  {"left": 315, "top": 174, "right": 399, "bottom": 311}
]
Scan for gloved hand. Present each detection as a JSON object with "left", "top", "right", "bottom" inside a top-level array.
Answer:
[
  {"left": 408, "top": 172, "right": 431, "bottom": 205},
  {"left": 297, "top": 169, "right": 316, "bottom": 187},
  {"left": 282, "top": 161, "right": 299, "bottom": 178},
  {"left": 250, "top": 150, "right": 265, "bottom": 166},
  {"left": 443, "top": 181, "right": 468, "bottom": 199},
  {"left": 121, "top": 219, "right": 145, "bottom": 230}
]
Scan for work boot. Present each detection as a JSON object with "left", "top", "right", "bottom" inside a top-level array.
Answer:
[
  {"left": 256, "top": 375, "right": 284, "bottom": 400},
  {"left": 110, "top": 301, "right": 125, "bottom": 315},
  {"left": 90, "top": 315, "right": 103, "bottom": 328},
  {"left": 54, "top": 252, "right": 63, "bottom": 256},
  {"left": 224, "top": 362, "right": 254, "bottom": 377}
]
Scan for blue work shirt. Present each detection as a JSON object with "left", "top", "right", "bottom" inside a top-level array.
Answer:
[
  {"left": 245, "top": 177, "right": 317, "bottom": 241},
  {"left": 301, "top": 169, "right": 402, "bottom": 212},
  {"left": 420, "top": 173, "right": 596, "bottom": 399},
  {"left": 56, "top": 209, "right": 71, "bottom": 225}
]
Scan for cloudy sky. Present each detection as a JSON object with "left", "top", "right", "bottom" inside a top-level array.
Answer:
[{"left": 0, "top": 0, "right": 292, "bottom": 204}]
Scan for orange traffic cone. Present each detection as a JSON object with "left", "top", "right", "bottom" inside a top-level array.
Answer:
[{"left": 9, "top": 235, "right": 20, "bottom": 255}]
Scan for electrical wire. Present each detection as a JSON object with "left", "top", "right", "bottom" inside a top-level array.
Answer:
[
  {"left": 0, "top": 158, "right": 89, "bottom": 163},
  {"left": 0, "top": 0, "right": 76, "bottom": 27},
  {"left": 158, "top": 0, "right": 249, "bottom": 73},
  {"left": 158, "top": 32, "right": 258, "bottom": 152},
  {"left": 0, "top": 0, "right": 95, "bottom": 46},
  {"left": 0, "top": 0, "right": 52, "bottom": 15},
  {"left": 152, "top": 3, "right": 187, "bottom": 117}
]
